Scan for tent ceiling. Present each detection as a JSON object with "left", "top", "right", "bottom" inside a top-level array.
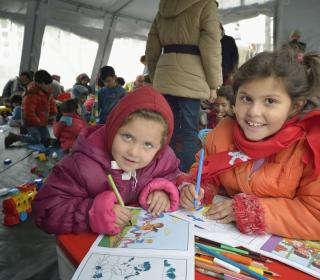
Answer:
[
  {"left": 0, "top": 0, "right": 276, "bottom": 76},
  {"left": 0, "top": 0, "right": 276, "bottom": 41}
]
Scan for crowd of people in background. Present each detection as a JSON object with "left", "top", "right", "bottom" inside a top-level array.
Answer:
[
  {"left": 0, "top": 54, "right": 152, "bottom": 151},
  {"left": 1, "top": 0, "right": 319, "bottom": 243},
  {"left": 0, "top": 22, "right": 307, "bottom": 167}
]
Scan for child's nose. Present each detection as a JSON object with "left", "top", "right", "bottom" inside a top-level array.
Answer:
[
  {"left": 247, "top": 102, "right": 262, "bottom": 116},
  {"left": 127, "top": 144, "right": 140, "bottom": 157}
]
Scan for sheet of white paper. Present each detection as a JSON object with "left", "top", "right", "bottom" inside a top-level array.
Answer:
[
  {"left": 72, "top": 208, "right": 195, "bottom": 280},
  {"left": 72, "top": 250, "right": 194, "bottom": 280}
]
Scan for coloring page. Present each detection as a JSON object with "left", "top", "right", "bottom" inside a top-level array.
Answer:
[
  {"left": 73, "top": 252, "right": 189, "bottom": 280},
  {"left": 72, "top": 208, "right": 194, "bottom": 280}
]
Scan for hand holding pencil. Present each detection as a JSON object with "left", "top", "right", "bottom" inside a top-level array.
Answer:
[
  {"left": 113, "top": 204, "right": 133, "bottom": 227},
  {"left": 180, "top": 184, "right": 204, "bottom": 210},
  {"left": 107, "top": 174, "right": 133, "bottom": 227},
  {"left": 180, "top": 148, "right": 205, "bottom": 210}
]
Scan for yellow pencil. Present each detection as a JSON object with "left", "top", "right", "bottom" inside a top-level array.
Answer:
[
  {"left": 107, "top": 174, "right": 125, "bottom": 206},
  {"left": 107, "top": 174, "right": 132, "bottom": 225}
]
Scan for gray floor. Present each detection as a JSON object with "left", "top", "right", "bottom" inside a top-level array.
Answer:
[{"left": 0, "top": 126, "right": 60, "bottom": 280}]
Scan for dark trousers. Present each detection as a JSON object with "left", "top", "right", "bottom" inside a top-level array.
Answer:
[
  {"left": 165, "top": 95, "right": 200, "bottom": 172},
  {"left": 20, "top": 126, "right": 50, "bottom": 145}
]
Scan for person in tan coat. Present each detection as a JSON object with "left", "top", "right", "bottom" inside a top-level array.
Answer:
[
  {"left": 146, "top": 0, "right": 222, "bottom": 172},
  {"left": 179, "top": 50, "right": 320, "bottom": 240}
]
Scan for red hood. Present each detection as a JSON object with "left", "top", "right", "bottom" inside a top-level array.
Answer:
[{"left": 104, "top": 85, "right": 173, "bottom": 156}]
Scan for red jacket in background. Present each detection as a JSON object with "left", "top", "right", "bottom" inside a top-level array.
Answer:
[
  {"left": 23, "top": 82, "right": 57, "bottom": 127},
  {"left": 53, "top": 113, "right": 86, "bottom": 151}
]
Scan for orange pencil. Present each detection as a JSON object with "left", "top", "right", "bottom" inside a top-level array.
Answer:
[
  {"left": 195, "top": 259, "right": 256, "bottom": 280},
  {"left": 221, "top": 252, "right": 252, "bottom": 265},
  {"left": 197, "top": 250, "right": 268, "bottom": 270}
]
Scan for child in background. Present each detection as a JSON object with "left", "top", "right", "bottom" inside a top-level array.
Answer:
[
  {"left": 79, "top": 92, "right": 90, "bottom": 122},
  {"left": 97, "top": 66, "right": 126, "bottom": 124},
  {"left": 179, "top": 50, "right": 320, "bottom": 240},
  {"left": 72, "top": 73, "right": 92, "bottom": 99},
  {"left": 33, "top": 86, "right": 180, "bottom": 235},
  {"left": 207, "top": 86, "right": 234, "bottom": 129},
  {"left": 116, "top": 77, "right": 126, "bottom": 88},
  {"left": 53, "top": 98, "right": 86, "bottom": 152},
  {"left": 4, "top": 70, "right": 57, "bottom": 148},
  {"left": 8, "top": 95, "right": 22, "bottom": 127}
]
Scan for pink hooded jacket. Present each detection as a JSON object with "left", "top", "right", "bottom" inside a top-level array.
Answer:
[
  {"left": 32, "top": 86, "right": 180, "bottom": 235},
  {"left": 53, "top": 113, "right": 86, "bottom": 152}
]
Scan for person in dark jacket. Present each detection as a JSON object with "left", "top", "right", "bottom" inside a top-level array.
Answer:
[{"left": 220, "top": 23, "right": 239, "bottom": 85}]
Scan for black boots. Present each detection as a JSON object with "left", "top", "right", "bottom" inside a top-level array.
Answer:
[{"left": 4, "top": 132, "right": 21, "bottom": 148}]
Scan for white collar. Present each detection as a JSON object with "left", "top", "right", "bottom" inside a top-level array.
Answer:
[{"left": 111, "top": 160, "right": 137, "bottom": 181}]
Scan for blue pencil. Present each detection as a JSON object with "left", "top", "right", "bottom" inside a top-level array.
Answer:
[
  {"left": 194, "top": 148, "right": 205, "bottom": 208},
  {"left": 196, "top": 243, "right": 269, "bottom": 280}
]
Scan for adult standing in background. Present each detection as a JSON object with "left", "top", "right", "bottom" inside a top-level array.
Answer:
[
  {"left": 1, "top": 71, "right": 32, "bottom": 103},
  {"left": 288, "top": 29, "right": 306, "bottom": 53},
  {"left": 220, "top": 23, "right": 239, "bottom": 85},
  {"left": 146, "top": 0, "right": 222, "bottom": 172}
]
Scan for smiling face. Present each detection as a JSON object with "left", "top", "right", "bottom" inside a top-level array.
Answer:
[
  {"left": 111, "top": 117, "right": 164, "bottom": 172},
  {"left": 234, "top": 77, "right": 294, "bottom": 141},
  {"left": 213, "top": 96, "right": 231, "bottom": 119}
]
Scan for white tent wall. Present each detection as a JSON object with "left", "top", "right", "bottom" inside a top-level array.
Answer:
[
  {"left": 3, "top": 0, "right": 320, "bottom": 93},
  {"left": 275, "top": 0, "right": 320, "bottom": 52}
]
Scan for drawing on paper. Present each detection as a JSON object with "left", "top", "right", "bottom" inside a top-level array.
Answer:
[
  {"left": 261, "top": 236, "right": 320, "bottom": 273},
  {"left": 98, "top": 208, "right": 190, "bottom": 251},
  {"left": 172, "top": 206, "right": 234, "bottom": 232},
  {"left": 75, "top": 253, "right": 187, "bottom": 280}
]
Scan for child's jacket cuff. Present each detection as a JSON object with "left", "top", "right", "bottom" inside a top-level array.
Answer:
[
  {"left": 233, "top": 193, "right": 266, "bottom": 235},
  {"left": 89, "top": 190, "right": 122, "bottom": 235},
  {"left": 139, "top": 178, "right": 180, "bottom": 212}
]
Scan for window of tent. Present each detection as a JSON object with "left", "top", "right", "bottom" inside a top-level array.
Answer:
[
  {"left": 223, "top": 14, "right": 274, "bottom": 66},
  {"left": 38, "top": 25, "right": 98, "bottom": 91},
  {"left": 108, "top": 37, "right": 146, "bottom": 85},
  {"left": 0, "top": 18, "right": 25, "bottom": 96}
]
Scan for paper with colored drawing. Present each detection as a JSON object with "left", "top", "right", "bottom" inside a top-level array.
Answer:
[
  {"left": 72, "top": 208, "right": 194, "bottom": 280},
  {"left": 171, "top": 195, "right": 236, "bottom": 233},
  {"left": 171, "top": 195, "right": 271, "bottom": 248},
  {"left": 248, "top": 236, "right": 320, "bottom": 278}
]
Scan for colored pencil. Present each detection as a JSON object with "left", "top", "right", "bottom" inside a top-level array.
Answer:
[
  {"left": 196, "top": 268, "right": 244, "bottom": 280},
  {"left": 195, "top": 260, "right": 256, "bottom": 280},
  {"left": 107, "top": 174, "right": 125, "bottom": 206},
  {"left": 195, "top": 255, "right": 241, "bottom": 274},
  {"left": 264, "top": 270, "right": 280, "bottom": 277},
  {"left": 214, "top": 257, "right": 241, "bottom": 273},
  {"left": 196, "top": 242, "right": 237, "bottom": 254},
  {"left": 197, "top": 250, "right": 256, "bottom": 267},
  {"left": 195, "top": 237, "right": 272, "bottom": 263},
  {"left": 196, "top": 243, "right": 269, "bottom": 280},
  {"left": 194, "top": 148, "right": 205, "bottom": 207},
  {"left": 107, "top": 174, "right": 132, "bottom": 225},
  {"left": 195, "top": 237, "right": 250, "bottom": 255},
  {"left": 196, "top": 267, "right": 226, "bottom": 279}
]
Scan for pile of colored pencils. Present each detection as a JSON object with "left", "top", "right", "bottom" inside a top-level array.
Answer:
[{"left": 195, "top": 236, "right": 279, "bottom": 280}]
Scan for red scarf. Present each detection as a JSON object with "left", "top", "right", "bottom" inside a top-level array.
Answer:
[{"left": 199, "top": 110, "right": 320, "bottom": 183}]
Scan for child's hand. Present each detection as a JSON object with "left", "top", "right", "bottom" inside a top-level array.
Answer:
[
  {"left": 113, "top": 204, "right": 133, "bottom": 228},
  {"left": 205, "top": 198, "right": 235, "bottom": 223},
  {"left": 147, "top": 190, "right": 170, "bottom": 216},
  {"left": 180, "top": 184, "right": 204, "bottom": 210}
]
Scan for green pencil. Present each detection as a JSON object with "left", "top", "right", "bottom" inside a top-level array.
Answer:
[
  {"left": 107, "top": 174, "right": 132, "bottom": 226},
  {"left": 107, "top": 174, "right": 125, "bottom": 206}
]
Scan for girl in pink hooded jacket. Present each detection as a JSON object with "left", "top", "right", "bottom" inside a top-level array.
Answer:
[
  {"left": 32, "top": 86, "right": 180, "bottom": 235},
  {"left": 53, "top": 98, "right": 87, "bottom": 152}
]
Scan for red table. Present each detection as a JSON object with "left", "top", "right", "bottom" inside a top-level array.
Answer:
[{"left": 57, "top": 233, "right": 317, "bottom": 280}]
